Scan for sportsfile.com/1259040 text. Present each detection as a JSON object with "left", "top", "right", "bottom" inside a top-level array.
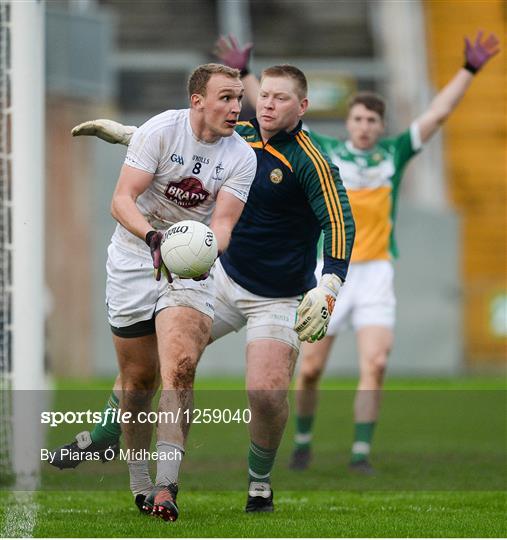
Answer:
[{"left": 40, "top": 408, "right": 251, "bottom": 427}]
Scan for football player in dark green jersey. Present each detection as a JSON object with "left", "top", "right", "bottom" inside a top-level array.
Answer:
[{"left": 215, "top": 31, "right": 500, "bottom": 473}]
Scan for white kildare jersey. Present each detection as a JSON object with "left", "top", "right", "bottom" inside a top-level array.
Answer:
[{"left": 112, "top": 108, "right": 257, "bottom": 252}]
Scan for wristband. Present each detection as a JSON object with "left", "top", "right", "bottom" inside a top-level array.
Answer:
[
  {"left": 320, "top": 273, "right": 342, "bottom": 296},
  {"left": 464, "top": 62, "right": 478, "bottom": 75},
  {"left": 240, "top": 67, "right": 250, "bottom": 78},
  {"left": 145, "top": 230, "right": 157, "bottom": 246}
]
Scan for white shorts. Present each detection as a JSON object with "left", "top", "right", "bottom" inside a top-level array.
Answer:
[
  {"left": 317, "top": 259, "right": 396, "bottom": 336},
  {"left": 106, "top": 240, "right": 215, "bottom": 330},
  {"left": 211, "top": 259, "right": 300, "bottom": 351}
]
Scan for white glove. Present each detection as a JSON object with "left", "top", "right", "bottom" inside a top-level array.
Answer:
[
  {"left": 71, "top": 119, "right": 137, "bottom": 146},
  {"left": 294, "top": 274, "right": 342, "bottom": 343}
]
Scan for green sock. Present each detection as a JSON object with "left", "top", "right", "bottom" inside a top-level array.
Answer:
[
  {"left": 294, "top": 415, "right": 314, "bottom": 450},
  {"left": 351, "top": 421, "right": 375, "bottom": 463},
  {"left": 248, "top": 441, "right": 277, "bottom": 484},
  {"left": 90, "top": 393, "right": 121, "bottom": 446}
]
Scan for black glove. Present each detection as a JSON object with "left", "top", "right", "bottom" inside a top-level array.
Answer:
[{"left": 145, "top": 230, "right": 172, "bottom": 283}]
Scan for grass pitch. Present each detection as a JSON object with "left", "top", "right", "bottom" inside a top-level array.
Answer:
[
  {"left": 1, "top": 376, "right": 505, "bottom": 537},
  {"left": 1, "top": 490, "right": 505, "bottom": 537}
]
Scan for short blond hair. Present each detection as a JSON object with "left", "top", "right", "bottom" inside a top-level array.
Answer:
[
  {"left": 187, "top": 63, "right": 240, "bottom": 98},
  {"left": 261, "top": 65, "right": 308, "bottom": 99}
]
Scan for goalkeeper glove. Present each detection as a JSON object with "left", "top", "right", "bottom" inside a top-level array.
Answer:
[
  {"left": 213, "top": 34, "right": 253, "bottom": 77},
  {"left": 71, "top": 119, "right": 136, "bottom": 146},
  {"left": 294, "top": 274, "right": 342, "bottom": 343},
  {"left": 464, "top": 31, "right": 500, "bottom": 74}
]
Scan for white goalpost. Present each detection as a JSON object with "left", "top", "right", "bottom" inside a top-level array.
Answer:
[{"left": 0, "top": 0, "right": 45, "bottom": 487}]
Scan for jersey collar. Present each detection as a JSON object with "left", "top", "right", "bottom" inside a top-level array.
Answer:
[{"left": 345, "top": 140, "right": 378, "bottom": 155}]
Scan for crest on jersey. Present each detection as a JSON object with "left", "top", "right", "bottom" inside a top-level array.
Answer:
[
  {"left": 270, "top": 168, "right": 283, "bottom": 184},
  {"left": 211, "top": 162, "right": 224, "bottom": 182},
  {"left": 164, "top": 177, "right": 210, "bottom": 208}
]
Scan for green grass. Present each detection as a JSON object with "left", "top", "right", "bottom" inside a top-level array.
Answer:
[
  {"left": 0, "top": 490, "right": 504, "bottom": 537},
  {"left": 55, "top": 375, "right": 507, "bottom": 391},
  {"left": 1, "top": 376, "right": 506, "bottom": 537}
]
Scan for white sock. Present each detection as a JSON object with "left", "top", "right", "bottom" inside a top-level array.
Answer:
[
  {"left": 155, "top": 441, "right": 185, "bottom": 486},
  {"left": 127, "top": 460, "right": 153, "bottom": 497}
]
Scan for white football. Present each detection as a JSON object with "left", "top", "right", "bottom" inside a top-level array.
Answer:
[{"left": 160, "top": 220, "right": 218, "bottom": 279}]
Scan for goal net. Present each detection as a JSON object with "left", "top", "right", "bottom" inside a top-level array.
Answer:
[
  {"left": 0, "top": 0, "right": 14, "bottom": 485},
  {"left": 0, "top": 0, "right": 45, "bottom": 487}
]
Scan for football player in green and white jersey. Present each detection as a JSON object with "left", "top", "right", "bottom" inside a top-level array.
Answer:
[{"left": 214, "top": 30, "right": 500, "bottom": 472}]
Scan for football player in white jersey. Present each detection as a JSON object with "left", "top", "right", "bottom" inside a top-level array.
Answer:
[
  {"left": 214, "top": 31, "right": 500, "bottom": 472},
  {"left": 105, "top": 63, "right": 256, "bottom": 521},
  {"left": 51, "top": 66, "right": 354, "bottom": 517}
]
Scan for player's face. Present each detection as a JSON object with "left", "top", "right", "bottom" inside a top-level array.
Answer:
[
  {"left": 257, "top": 76, "right": 308, "bottom": 138},
  {"left": 195, "top": 74, "right": 244, "bottom": 141},
  {"left": 346, "top": 104, "right": 384, "bottom": 150}
]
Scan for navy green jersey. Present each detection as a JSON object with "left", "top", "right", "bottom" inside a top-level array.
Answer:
[
  {"left": 310, "top": 124, "right": 422, "bottom": 261},
  {"left": 220, "top": 118, "right": 355, "bottom": 298}
]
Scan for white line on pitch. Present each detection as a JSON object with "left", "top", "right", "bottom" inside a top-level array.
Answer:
[{"left": 1, "top": 490, "right": 39, "bottom": 538}]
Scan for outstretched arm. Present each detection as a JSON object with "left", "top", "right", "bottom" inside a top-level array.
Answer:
[
  {"left": 214, "top": 34, "right": 260, "bottom": 109},
  {"left": 72, "top": 119, "right": 137, "bottom": 145},
  {"left": 71, "top": 34, "right": 261, "bottom": 146},
  {"left": 416, "top": 31, "right": 500, "bottom": 143}
]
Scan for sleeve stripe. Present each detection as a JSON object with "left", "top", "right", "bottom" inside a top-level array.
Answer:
[
  {"left": 300, "top": 132, "right": 347, "bottom": 259},
  {"left": 296, "top": 132, "right": 346, "bottom": 259},
  {"left": 295, "top": 132, "right": 340, "bottom": 258},
  {"left": 410, "top": 121, "right": 423, "bottom": 151}
]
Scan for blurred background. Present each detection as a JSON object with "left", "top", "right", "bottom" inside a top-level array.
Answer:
[{"left": 6, "top": 0, "right": 507, "bottom": 381}]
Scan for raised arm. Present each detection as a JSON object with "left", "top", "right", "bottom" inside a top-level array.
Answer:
[
  {"left": 416, "top": 31, "right": 500, "bottom": 143},
  {"left": 214, "top": 35, "right": 260, "bottom": 109}
]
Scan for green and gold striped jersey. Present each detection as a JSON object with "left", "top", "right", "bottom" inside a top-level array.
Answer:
[
  {"left": 311, "top": 124, "right": 422, "bottom": 262},
  {"left": 220, "top": 118, "right": 355, "bottom": 297}
]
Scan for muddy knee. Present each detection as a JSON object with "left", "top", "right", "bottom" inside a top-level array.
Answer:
[{"left": 161, "top": 353, "right": 198, "bottom": 389}]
